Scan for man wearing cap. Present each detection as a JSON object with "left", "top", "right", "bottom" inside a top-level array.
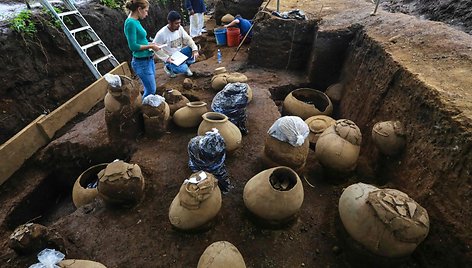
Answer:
[
  {"left": 222, "top": 14, "right": 253, "bottom": 42},
  {"left": 186, "top": 0, "right": 206, "bottom": 37},
  {"left": 153, "top": 11, "right": 199, "bottom": 78}
]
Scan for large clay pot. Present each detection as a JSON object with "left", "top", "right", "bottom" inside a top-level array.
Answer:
[
  {"left": 198, "top": 112, "right": 242, "bottom": 153},
  {"left": 226, "top": 72, "right": 248, "bottom": 83},
  {"left": 163, "top": 89, "right": 189, "bottom": 115},
  {"left": 197, "top": 241, "right": 246, "bottom": 268},
  {"left": 8, "top": 223, "right": 65, "bottom": 254},
  {"left": 315, "top": 119, "right": 361, "bottom": 173},
  {"left": 72, "top": 163, "right": 108, "bottom": 208},
  {"left": 339, "top": 183, "right": 430, "bottom": 258},
  {"left": 283, "top": 88, "right": 333, "bottom": 119},
  {"left": 142, "top": 102, "right": 171, "bottom": 136},
  {"left": 97, "top": 160, "right": 145, "bottom": 207},
  {"left": 59, "top": 259, "right": 107, "bottom": 268},
  {"left": 304, "top": 115, "right": 336, "bottom": 146},
  {"left": 243, "top": 167, "right": 304, "bottom": 223},
  {"left": 263, "top": 135, "right": 309, "bottom": 172},
  {"left": 169, "top": 171, "right": 222, "bottom": 231},
  {"left": 211, "top": 73, "right": 230, "bottom": 91},
  {"left": 325, "top": 82, "right": 344, "bottom": 104},
  {"left": 214, "top": 67, "right": 227, "bottom": 75},
  {"left": 372, "top": 121, "right": 406, "bottom": 156},
  {"left": 173, "top": 101, "right": 208, "bottom": 128}
]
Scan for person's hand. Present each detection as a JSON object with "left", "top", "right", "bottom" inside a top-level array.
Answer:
[
  {"left": 189, "top": 9, "right": 195, "bottom": 15},
  {"left": 192, "top": 50, "right": 199, "bottom": 60},
  {"left": 166, "top": 57, "right": 174, "bottom": 63},
  {"left": 223, "top": 24, "right": 228, "bottom": 28},
  {"left": 150, "top": 43, "right": 161, "bottom": 51}
]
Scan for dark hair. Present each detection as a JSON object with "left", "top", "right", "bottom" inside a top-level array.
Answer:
[
  {"left": 167, "top": 11, "right": 181, "bottom": 22},
  {"left": 125, "top": 0, "right": 149, "bottom": 12}
]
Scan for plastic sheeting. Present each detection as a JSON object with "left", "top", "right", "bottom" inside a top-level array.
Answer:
[
  {"left": 268, "top": 116, "right": 309, "bottom": 147},
  {"left": 29, "top": 248, "right": 65, "bottom": 268},
  {"left": 142, "top": 94, "right": 165, "bottom": 107},
  {"left": 211, "top": 82, "right": 249, "bottom": 134},
  {"left": 188, "top": 129, "right": 231, "bottom": 192}
]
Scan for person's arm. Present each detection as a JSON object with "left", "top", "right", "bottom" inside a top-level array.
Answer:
[
  {"left": 223, "top": 19, "right": 240, "bottom": 28},
  {"left": 125, "top": 21, "right": 160, "bottom": 52},
  {"left": 186, "top": 0, "right": 194, "bottom": 15},
  {"left": 180, "top": 27, "right": 199, "bottom": 59}
]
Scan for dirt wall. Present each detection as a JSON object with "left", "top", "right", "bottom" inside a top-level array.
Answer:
[
  {"left": 214, "top": 0, "right": 264, "bottom": 25},
  {"left": 338, "top": 29, "right": 472, "bottom": 266}
]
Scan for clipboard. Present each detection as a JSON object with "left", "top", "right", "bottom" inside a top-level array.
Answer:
[{"left": 170, "top": 51, "right": 189, "bottom": 66}]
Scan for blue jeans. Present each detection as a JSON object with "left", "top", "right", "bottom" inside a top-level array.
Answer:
[
  {"left": 165, "top": 46, "right": 196, "bottom": 74},
  {"left": 131, "top": 57, "right": 156, "bottom": 99}
]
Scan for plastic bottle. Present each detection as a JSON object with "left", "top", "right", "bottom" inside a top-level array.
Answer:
[{"left": 217, "top": 49, "right": 222, "bottom": 64}]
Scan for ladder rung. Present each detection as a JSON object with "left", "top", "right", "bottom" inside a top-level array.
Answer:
[
  {"left": 92, "top": 54, "right": 113, "bottom": 66},
  {"left": 81, "top": 40, "right": 102, "bottom": 51},
  {"left": 58, "top": 10, "right": 79, "bottom": 17},
  {"left": 70, "top": 26, "right": 91, "bottom": 34}
]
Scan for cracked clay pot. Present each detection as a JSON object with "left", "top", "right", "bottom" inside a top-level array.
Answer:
[
  {"left": 142, "top": 101, "right": 171, "bottom": 136},
  {"left": 315, "top": 119, "right": 362, "bottom": 173},
  {"left": 372, "top": 120, "right": 406, "bottom": 156},
  {"left": 72, "top": 163, "right": 108, "bottom": 208},
  {"left": 59, "top": 259, "right": 107, "bottom": 268},
  {"left": 163, "top": 89, "right": 189, "bottom": 115},
  {"left": 283, "top": 88, "right": 333, "bottom": 120},
  {"left": 97, "top": 160, "right": 145, "bottom": 207},
  {"left": 197, "top": 241, "right": 246, "bottom": 268},
  {"left": 169, "top": 171, "right": 222, "bottom": 231},
  {"left": 304, "top": 115, "right": 336, "bottom": 147},
  {"left": 243, "top": 167, "right": 304, "bottom": 224},
  {"left": 339, "top": 183, "right": 430, "bottom": 258},
  {"left": 173, "top": 101, "right": 208, "bottom": 128}
]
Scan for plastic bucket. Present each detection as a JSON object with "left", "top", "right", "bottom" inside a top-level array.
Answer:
[
  {"left": 214, "top": 28, "right": 227, "bottom": 46},
  {"left": 226, "top": 27, "right": 240, "bottom": 47}
]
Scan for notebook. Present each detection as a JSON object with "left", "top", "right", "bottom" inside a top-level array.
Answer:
[{"left": 170, "top": 51, "right": 189, "bottom": 66}]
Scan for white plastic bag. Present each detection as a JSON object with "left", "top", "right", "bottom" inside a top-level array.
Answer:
[
  {"left": 103, "top": 73, "right": 122, "bottom": 88},
  {"left": 29, "top": 248, "right": 65, "bottom": 268},
  {"left": 142, "top": 94, "right": 166, "bottom": 107},
  {"left": 268, "top": 116, "right": 309, "bottom": 147}
]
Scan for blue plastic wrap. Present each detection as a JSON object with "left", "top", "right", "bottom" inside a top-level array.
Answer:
[
  {"left": 188, "top": 129, "right": 231, "bottom": 192},
  {"left": 211, "top": 82, "right": 249, "bottom": 134}
]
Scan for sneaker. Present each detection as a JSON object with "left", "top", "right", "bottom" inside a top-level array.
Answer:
[
  {"left": 185, "top": 69, "right": 193, "bottom": 77},
  {"left": 163, "top": 65, "right": 176, "bottom": 78},
  {"left": 201, "top": 28, "right": 207, "bottom": 33}
]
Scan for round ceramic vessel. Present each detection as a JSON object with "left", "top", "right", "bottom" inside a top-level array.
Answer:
[
  {"left": 283, "top": 88, "right": 333, "bottom": 119},
  {"left": 197, "top": 112, "right": 242, "bottom": 152},
  {"left": 197, "top": 241, "right": 246, "bottom": 268},
  {"left": 372, "top": 120, "right": 406, "bottom": 156},
  {"left": 173, "top": 101, "right": 208, "bottom": 128},
  {"left": 72, "top": 163, "right": 108, "bottom": 208}
]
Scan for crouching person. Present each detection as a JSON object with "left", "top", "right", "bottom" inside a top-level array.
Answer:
[{"left": 153, "top": 11, "right": 199, "bottom": 78}]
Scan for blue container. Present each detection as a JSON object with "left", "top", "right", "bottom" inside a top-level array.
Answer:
[{"left": 214, "top": 28, "right": 227, "bottom": 46}]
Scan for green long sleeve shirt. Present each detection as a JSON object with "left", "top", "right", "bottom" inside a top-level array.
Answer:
[{"left": 124, "top": 17, "right": 153, "bottom": 58}]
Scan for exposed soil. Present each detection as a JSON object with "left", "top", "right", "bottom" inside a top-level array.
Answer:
[{"left": 1, "top": 0, "right": 472, "bottom": 267}]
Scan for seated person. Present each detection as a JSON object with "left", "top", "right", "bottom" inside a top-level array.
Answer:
[
  {"left": 222, "top": 14, "right": 253, "bottom": 42},
  {"left": 153, "top": 11, "right": 199, "bottom": 78}
]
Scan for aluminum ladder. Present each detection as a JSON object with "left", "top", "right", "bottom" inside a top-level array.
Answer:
[{"left": 39, "top": 0, "right": 119, "bottom": 79}]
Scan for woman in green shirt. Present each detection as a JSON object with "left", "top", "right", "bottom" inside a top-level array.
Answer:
[{"left": 124, "top": 0, "right": 161, "bottom": 98}]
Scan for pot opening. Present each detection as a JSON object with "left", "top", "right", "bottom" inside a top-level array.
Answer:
[
  {"left": 204, "top": 112, "right": 227, "bottom": 122},
  {"left": 292, "top": 89, "right": 330, "bottom": 111},
  {"left": 269, "top": 168, "right": 297, "bottom": 191},
  {"left": 79, "top": 164, "right": 107, "bottom": 189},
  {"left": 187, "top": 101, "right": 207, "bottom": 107}
]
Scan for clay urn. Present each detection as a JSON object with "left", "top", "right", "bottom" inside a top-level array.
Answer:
[
  {"left": 283, "top": 88, "right": 333, "bottom": 119},
  {"left": 226, "top": 72, "right": 248, "bottom": 83},
  {"left": 315, "top": 119, "right": 362, "bottom": 173},
  {"left": 72, "top": 163, "right": 108, "bottom": 208},
  {"left": 243, "top": 166, "right": 304, "bottom": 223},
  {"left": 198, "top": 112, "right": 242, "bottom": 153},
  {"left": 169, "top": 171, "right": 222, "bottom": 231},
  {"left": 9, "top": 223, "right": 65, "bottom": 254},
  {"left": 197, "top": 241, "right": 246, "bottom": 268},
  {"left": 325, "top": 82, "right": 344, "bottom": 104},
  {"left": 173, "top": 101, "right": 208, "bottom": 128},
  {"left": 142, "top": 96, "right": 171, "bottom": 136},
  {"left": 304, "top": 115, "right": 336, "bottom": 147},
  {"left": 97, "top": 160, "right": 145, "bottom": 207},
  {"left": 339, "top": 183, "right": 430, "bottom": 258},
  {"left": 183, "top": 78, "right": 194, "bottom": 90},
  {"left": 372, "top": 120, "right": 406, "bottom": 156},
  {"left": 211, "top": 73, "right": 230, "bottom": 91},
  {"left": 163, "top": 89, "right": 189, "bottom": 115},
  {"left": 221, "top": 14, "right": 235, "bottom": 24},
  {"left": 263, "top": 116, "right": 310, "bottom": 171},
  {"left": 59, "top": 259, "right": 107, "bottom": 268},
  {"left": 104, "top": 75, "right": 142, "bottom": 112}
]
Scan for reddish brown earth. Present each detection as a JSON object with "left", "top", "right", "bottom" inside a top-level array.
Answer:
[{"left": 1, "top": 0, "right": 472, "bottom": 267}]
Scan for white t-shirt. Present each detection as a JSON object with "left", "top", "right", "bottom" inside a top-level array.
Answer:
[{"left": 152, "top": 25, "right": 198, "bottom": 62}]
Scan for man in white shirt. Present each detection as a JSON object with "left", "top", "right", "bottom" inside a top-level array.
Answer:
[{"left": 153, "top": 11, "right": 199, "bottom": 78}]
